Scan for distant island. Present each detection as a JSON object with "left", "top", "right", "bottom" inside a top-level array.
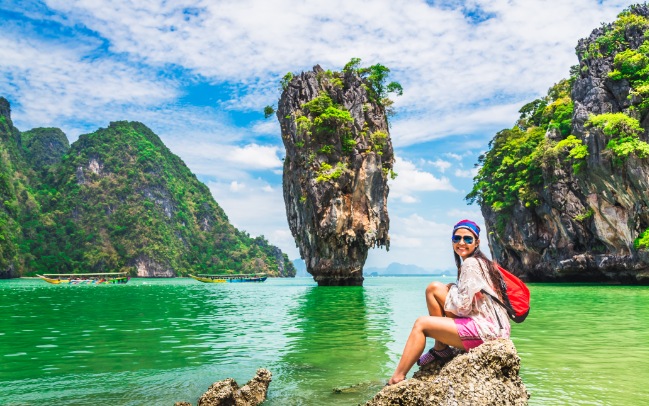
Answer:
[
  {"left": 292, "top": 259, "right": 454, "bottom": 278},
  {"left": 0, "top": 99, "right": 295, "bottom": 279},
  {"left": 363, "top": 262, "right": 455, "bottom": 277}
]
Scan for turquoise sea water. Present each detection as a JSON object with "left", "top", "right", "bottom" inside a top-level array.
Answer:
[{"left": 1, "top": 277, "right": 648, "bottom": 405}]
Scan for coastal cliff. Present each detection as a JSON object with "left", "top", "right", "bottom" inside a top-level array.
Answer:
[
  {"left": 0, "top": 98, "right": 34, "bottom": 278},
  {"left": 0, "top": 98, "right": 295, "bottom": 278},
  {"left": 469, "top": 5, "right": 649, "bottom": 283},
  {"left": 277, "top": 61, "right": 398, "bottom": 286}
]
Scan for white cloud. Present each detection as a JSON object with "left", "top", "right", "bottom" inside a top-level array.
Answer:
[
  {"left": 454, "top": 167, "right": 479, "bottom": 178},
  {"left": 229, "top": 181, "right": 245, "bottom": 191},
  {"left": 4, "top": 1, "right": 629, "bottom": 147},
  {"left": 228, "top": 144, "right": 282, "bottom": 168},
  {"left": 366, "top": 213, "right": 454, "bottom": 271},
  {"left": 251, "top": 119, "right": 280, "bottom": 135},
  {"left": 0, "top": 28, "right": 177, "bottom": 129},
  {"left": 445, "top": 153, "right": 463, "bottom": 161},
  {"left": 428, "top": 159, "right": 452, "bottom": 173},
  {"left": 446, "top": 208, "right": 483, "bottom": 221},
  {"left": 390, "top": 157, "right": 456, "bottom": 203},
  {"left": 207, "top": 178, "right": 299, "bottom": 259},
  {"left": 169, "top": 142, "right": 282, "bottom": 181}
]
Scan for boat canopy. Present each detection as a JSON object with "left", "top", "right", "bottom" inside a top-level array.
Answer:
[{"left": 41, "top": 272, "right": 129, "bottom": 277}]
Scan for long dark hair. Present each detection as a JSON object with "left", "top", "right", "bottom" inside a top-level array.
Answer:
[{"left": 454, "top": 246, "right": 508, "bottom": 301}]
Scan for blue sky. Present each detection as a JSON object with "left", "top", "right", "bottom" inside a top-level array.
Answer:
[{"left": 0, "top": 0, "right": 629, "bottom": 272}]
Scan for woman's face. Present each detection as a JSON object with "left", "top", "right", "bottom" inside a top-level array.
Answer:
[{"left": 452, "top": 228, "right": 479, "bottom": 260}]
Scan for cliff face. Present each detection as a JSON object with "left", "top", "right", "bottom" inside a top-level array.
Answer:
[
  {"left": 42, "top": 121, "right": 295, "bottom": 277},
  {"left": 475, "top": 6, "right": 649, "bottom": 283},
  {"left": 0, "top": 97, "right": 295, "bottom": 278},
  {"left": 0, "top": 97, "right": 32, "bottom": 278},
  {"left": 277, "top": 65, "right": 394, "bottom": 286}
]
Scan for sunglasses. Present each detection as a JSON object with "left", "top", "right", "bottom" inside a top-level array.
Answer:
[{"left": 452, "top": 235, "right": 475, "bottom": 244}]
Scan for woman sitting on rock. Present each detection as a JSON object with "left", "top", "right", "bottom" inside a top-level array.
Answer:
[{"left": 388, "top": 219, "right": 511, "bottom": 385}]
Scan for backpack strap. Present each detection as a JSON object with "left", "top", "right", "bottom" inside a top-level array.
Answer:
[
  {"left": 475, "top": 259, "right": 517, "bottom": 320},
  {"left": 480, "top": 289, "right": 516, "bottom": 320}
]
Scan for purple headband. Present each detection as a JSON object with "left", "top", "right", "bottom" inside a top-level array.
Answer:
[{"left": 452, "top": 219, "right": 480, "bottom": 238}]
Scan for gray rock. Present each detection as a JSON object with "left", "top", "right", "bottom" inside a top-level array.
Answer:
[
  {"left": 484, "top": 6, "right": 649, "bottom": 283},
  {"left": 277, "top": 66, "right": 394, "bottom": 286},
  {"left": 365, "top": 339, "right": 529, "bottom": 405},
  {"left": 176, "top": 368, "right": 272, "bottom": 406}
]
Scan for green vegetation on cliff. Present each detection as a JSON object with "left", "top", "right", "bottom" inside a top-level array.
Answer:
[
  {"left": 586, "top": 113, "right": 649, "bottom": 163},
  {"left": 279, "top": 58, "right": 401, "bottom": 186},
  {"left": 636, "top": 228, "right": 649, "bottom": 249},
  {"left": 466, "top": 80, "right": 583, "bottom": 211},
  {"left": 469, "top": 5, "right": 649, "bottom": 250},
  {"left": 0, "top": 97, "right": 294, "bottom": 278},
  {"left": 21, "top": 127, "right": 70, "bottom": 172},
  {"left": 0, "top": 99, "right": 44, "bottom": 277},
  {"left": 32, "top": 121, "right": 293, "bottom": 276}
]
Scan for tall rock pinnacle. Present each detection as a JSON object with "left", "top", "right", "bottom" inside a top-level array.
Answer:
[{"left": 277, "top": 64, "right": 396, "bottom": 286}]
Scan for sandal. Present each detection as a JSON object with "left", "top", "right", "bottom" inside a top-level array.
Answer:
[{"left": 417, "top": 345, "right": 454, "bottom": 367}]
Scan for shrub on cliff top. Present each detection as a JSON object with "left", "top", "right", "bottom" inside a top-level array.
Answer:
[
  {"left": 343, "top": 57, "right": 402, "bottom": 107},
  {"left": 587, "top": 10, "right": 649, "bottom": 58}
]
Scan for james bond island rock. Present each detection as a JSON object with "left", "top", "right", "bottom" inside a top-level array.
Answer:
[
  {"left": 468, "top": 5, "right": 649, "bottom": 283},
  {"left": 277, "top": 61, "right": 399, "bottom": 286},
  {"left": 366, "top": 339, "right": 528, "bottom": 405},
  {"left": 175, "top": 369, "right": 272, "bottom": 406}
]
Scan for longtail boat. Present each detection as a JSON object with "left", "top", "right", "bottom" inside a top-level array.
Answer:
[
  {"left": 190, "top": 274, "right": 267, "bottom": 283},
  {"left": 37, "top": 272, "right": 130, "bottom": 285}
]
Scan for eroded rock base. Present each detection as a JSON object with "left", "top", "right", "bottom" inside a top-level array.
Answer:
[
  {"left": 175, "top": 368, "right": 272, "bottom": 406},
  {"left": 366, "top": 339, "right": 529, "bottom": 405}
]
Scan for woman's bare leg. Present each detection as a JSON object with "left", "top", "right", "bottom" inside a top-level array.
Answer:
[
  {"left": 425, "top": 282, "right": 453, "bottom": 350},
  {"left": 388, "top": 316, "right": 464, "bottom": 385},
  {"left": 425, "top": 281, "right": 448, "bottom": 317}
]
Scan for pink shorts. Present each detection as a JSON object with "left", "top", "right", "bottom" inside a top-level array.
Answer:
[{"left": 454, "top": 317, "right": 484, "bottom": 350}]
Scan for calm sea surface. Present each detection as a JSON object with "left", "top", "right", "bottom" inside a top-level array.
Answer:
[{"left": 1, "top": 277, "right": 648, "bottom": 405}]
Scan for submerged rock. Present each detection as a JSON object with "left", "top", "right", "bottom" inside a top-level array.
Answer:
[
  {"left": 277, "top": 65, "right": 395, "bottom": 286},
  {"left": 175, "top": 368, "right": 272, "bottom": 406},
  {"left": 366, "top": 339, "right": 529, "bottom": 405}
]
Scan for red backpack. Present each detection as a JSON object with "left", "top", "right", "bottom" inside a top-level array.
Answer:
[{"left": 482, "top": 265, "right": 530, "bottom": 323}]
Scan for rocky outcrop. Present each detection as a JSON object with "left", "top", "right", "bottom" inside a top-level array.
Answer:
[
  {"left": 133, "top": 255, "right": 174, "bottom": 277},
  {"left": 366, "top": 339, "right": 528, "bottom": 405},
  {"left": 482, "top": 6, "right": 649, "bottom": 283},
  {"left": 277, "top": 65, "right": 394, "bottom": 286},
  {"left": 175, "top": 369, "right": 272, "bottom": 406},
  {"left": 0, "top": 97, "right": 12, "bottom": 127}
]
